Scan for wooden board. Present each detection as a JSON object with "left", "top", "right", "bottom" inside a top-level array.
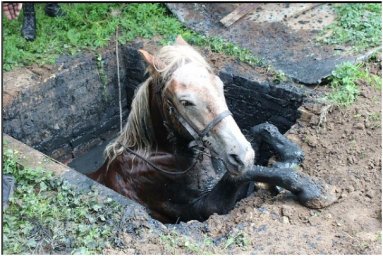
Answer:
[{"left": 220, "top": 3, "right": 258, "bottom": 27}]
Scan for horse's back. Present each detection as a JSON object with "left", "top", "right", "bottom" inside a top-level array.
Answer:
[
  {"left": 87, "top": 160, "right": 107, "bottom": 182},
  {"left": 87, "top": 157, "right": 140, "bottom": 202}
]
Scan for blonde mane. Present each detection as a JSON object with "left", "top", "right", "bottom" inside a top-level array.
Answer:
[{"left": 105, "top": 43, "right": 213, "bottom": 162}]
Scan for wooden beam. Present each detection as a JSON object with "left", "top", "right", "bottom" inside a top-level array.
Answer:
[{"left": 220, "top": 3, "right": 258, "bottom": 28}]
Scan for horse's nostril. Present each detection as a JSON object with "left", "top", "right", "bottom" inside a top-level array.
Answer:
[{"left": 228, "top": 154, "right": 244, "bottom": 167}]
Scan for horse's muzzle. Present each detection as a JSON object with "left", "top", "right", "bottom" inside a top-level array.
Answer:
[{"left": 225, "top": 146, "right": 255, "bottom": 176}]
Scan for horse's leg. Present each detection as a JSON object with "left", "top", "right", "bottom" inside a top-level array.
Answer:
[
  {"left": 249, "top": 123, "right": 337, "bottom": 208},
  {"left": 250, "top": 122, "right": 304, "bottom": 167},
  {"left": 191, "top": 173, "right": 252, "bottom": 221},
  {"left": 240, "top": 165, "right": 337, "bottom": 209},
  {"left": 250, "top": 122, "right": 305, "bottom": 195},
  {"left": 192, "top": 165, "right": 336, "bottom": 221}
]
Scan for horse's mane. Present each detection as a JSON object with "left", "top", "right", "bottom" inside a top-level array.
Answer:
[{"left": 105, "top": 43, "right": 212, "bottom": 162}]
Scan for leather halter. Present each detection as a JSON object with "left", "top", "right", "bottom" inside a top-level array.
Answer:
[{"left": 166, "top": 99, "right": 232, "bottom": 150}]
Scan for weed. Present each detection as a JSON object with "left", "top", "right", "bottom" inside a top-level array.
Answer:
[
  {"left": 366, "top": 112, "right": 381, "bottom": 129},
  {"left": 224, "top": 232, "right": 250, "bottom": 250},
  {"left": 159, "top": 231, "right": 215, "bottom": 255},
  {"left": 177, "top": 32, "right": 265, "bottom": 66},
  {"left": 2, "top": 148, "right": 124, "bottom": 254},
  {"left": 376, "top": 231, "right": 382, "bottom": 242},
  {"left": 3, "top": 3, "right": 263, "bottom": 71},
  {"left": 319, "top": 3, "right": 382, "bottom": 51},
  {"left": 326, "top": 62, "right": 381, "bottom": 106},
  {"left": 367, "top": 112, "right": 381, "bottom": 122},
  {"left": 266, "top": 65, "right": 289, "bottom": 83},
  {"left": 96, "top": 53, "right": 109, "bottom": 100}
]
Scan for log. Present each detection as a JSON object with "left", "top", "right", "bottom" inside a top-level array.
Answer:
[{"left": 220, "top": 3, "right": 258, "bottom": 27}]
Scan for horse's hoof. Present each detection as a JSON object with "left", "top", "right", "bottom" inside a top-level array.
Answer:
[{"left": 297, "top": 178, "right": 338, "bottom": 209}]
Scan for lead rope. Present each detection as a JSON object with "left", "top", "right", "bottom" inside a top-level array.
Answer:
[
  {"left": 118, "top": 142, "right": 200, "bottom": 175},
  {"left": 119, "top": 141, "right": 228, "bottom": 176},
  {"left": 116, "top": 26, "right": 123, "bottom": 132}
]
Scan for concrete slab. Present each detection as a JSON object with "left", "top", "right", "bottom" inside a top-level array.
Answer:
[{"left": 166, "top": 3, "right": 376, "bottom": 85}]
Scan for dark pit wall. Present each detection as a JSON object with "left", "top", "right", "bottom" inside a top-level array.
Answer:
[
  {"left": 2, "top": 45, "right": 138, "bottom": 171},
  {"left": 2, "top": 41, "right": 307, "bottom": 174}
]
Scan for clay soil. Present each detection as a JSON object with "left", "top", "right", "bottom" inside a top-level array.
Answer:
[{"left": 104, "top": 56, "right": 382, "bottom": 255}]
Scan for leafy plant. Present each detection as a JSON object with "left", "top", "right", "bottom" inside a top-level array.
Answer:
[
  {"left": 326, "top": 61, "right": 381, "bottom": 106},
  {"left": 224, "top": 232, "right": 250, "bottom": 249},
  {"left": 96, "top": 53, "right": 109, "bottom": 100},
  {"left": 2, "top": 148, "right": 124, "bottom": 254},
  {"left": 319, "top": 3, "right": 382, "bottom": 51},
  {"left": 160, "top": 231, "right": 215, "bottom": 254}
]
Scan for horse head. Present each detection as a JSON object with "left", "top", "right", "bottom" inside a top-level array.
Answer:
[{"left": 138, "top": 36, "right": 255, "bottom": 176}]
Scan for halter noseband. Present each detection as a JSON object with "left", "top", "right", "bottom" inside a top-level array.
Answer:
[{"left": 166, "top": 99, "right": 232, "bottom": 150}]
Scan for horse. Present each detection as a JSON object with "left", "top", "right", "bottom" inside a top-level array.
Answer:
[{"left": 88, "top": 36, "right": 337, "bottom": 223}]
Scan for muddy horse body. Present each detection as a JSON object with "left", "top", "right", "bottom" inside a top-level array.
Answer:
[{"left": 88, "top": 37, "right": 336, "bottom": 223}]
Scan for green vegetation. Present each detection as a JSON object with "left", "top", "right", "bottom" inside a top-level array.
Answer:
[
  {"left": 3, "top": 3, "right": 263, "bottom": 71},
  {"left": 224, "top": 232, "right": 250, "bottom": 249},
  {"left": 159, "top": 229, "right": 251, "bottom": 254},
  {"left": 320, "top": 3, "right": 382, "bottom": 51},
  {"left": 2, "top": 148, "right": 124, "bottom": 254},
  {"left": 96, "top": 53, "right": 109, "bottom": 100},
  {"left": 326, "top": 61, "right": 381, "bottom": 106},
  {"left": 176, "top": 32, "right": 264, "bottom": 66},
  {"left": 265, "top": 65, "right": 289, "bottom": 83},
  {"left": 160, "top": 231, "right": 215, "bottom": 254}
]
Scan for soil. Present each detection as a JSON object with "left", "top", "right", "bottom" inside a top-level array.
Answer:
[{"left": 103, "top": 55, "right": 382, "bottom": 254}]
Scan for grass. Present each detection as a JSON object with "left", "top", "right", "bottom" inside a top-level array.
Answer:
[
  {"left": 320, "top": 3, "right": 382, "bottom": 51},
  {"left": 326, "top": 61, "right": 381, "bottom": 106},
  {"left": 159, "top": 231, "right": 215, "bottom": 254},
  {"left": 159, "top": 229, "right": 251, "bottom": 254},
  {"left": 2, "top": 3, "right": 264, "bottom": 71},
  {"left": 2, "top": 148, "right": 125, "bottom": 254}
]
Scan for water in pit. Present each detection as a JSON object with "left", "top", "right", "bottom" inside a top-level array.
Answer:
[{"left": 68, "top": 139, "right": 112, "bottom": 175}]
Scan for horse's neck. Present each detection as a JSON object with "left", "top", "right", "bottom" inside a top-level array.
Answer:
[{"left": 148, "top": 81, "right": 174, "bottom": 152}]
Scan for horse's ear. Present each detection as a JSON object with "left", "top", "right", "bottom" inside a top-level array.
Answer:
[
  {"left": 138, "top": 49, "right": 165, "bottom": 70},
  {"left": 138, "top": 49, "right": 155, "bottom": 66},
  {"left": 175, "top": 35, "right": 189, "bottom": 46}
]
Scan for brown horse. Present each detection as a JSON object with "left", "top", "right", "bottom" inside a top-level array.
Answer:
[{"left": 88, "top": 36, "right": 336, "bottom": 223}]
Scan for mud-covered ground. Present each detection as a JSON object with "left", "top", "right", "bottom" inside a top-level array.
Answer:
[{"left": 104, "top": 55, "right": 381, "bottom": 255}]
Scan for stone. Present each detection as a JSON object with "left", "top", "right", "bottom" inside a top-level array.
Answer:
[
  {"left": 305, "top": 135, "right": 318, "bottom": 147},
  {"left": 281, "top": 205, "right": 294, "bottom": 218},
  {"left": 354, "top": 122, "right": 365, "bottom": 130},
  {"left": 282, "top": 216, "right": 290, "bottom": 224},
  {"left": 365, "top": 190, "right": 375, "bottom": 199},
  {"left": 298, "top": 106, "right": 314, "bottom": 122}
]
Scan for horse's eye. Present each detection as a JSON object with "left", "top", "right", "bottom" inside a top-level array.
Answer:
[{"left": 180, "top": 100, "right": 195, "bottom": 107}]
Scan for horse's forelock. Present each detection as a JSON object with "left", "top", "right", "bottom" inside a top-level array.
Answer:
[{"left": 156, "top": 44, "right": 212, "bottom": 85}]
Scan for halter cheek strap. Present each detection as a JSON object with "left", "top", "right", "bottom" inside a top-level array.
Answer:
[{"left": 166, "top": 100, "right": 232, "bottom": 148}]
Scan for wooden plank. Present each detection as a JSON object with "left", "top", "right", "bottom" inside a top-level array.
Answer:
[{"left": 220, "top": 3, "right": 258, "bottom": 28}]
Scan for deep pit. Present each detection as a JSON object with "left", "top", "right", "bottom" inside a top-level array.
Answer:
[{"left": 3, "top": 40, "right": 307, "bottom": 177}]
